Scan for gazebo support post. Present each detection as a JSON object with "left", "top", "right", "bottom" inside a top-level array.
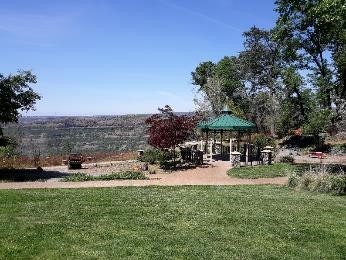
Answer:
[
  {"left": 229, "top": 132, "right": 233, "bottom": 166},
  {"left": 245, "top": 132, "right": 249, "bottom": 165},
  {"left": 210, "top": 132, "right": 214, "bottom": 160},
  {"left": 220, "top": 130, "right": 223, "bottom": 156},
  {"left": 213, "top": 130, "right": 216, "bottom": 158},
  {"left": 249, "top": 133, "right": 252, "bottom": 166},
  {"left": 205, "top": 131, "right": 209, "bottom": 155}
]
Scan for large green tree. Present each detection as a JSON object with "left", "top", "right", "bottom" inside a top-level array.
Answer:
[
  {"left": 276, "top": 67, "right": 315, "bottom": 136},
  {"left": 192, "top": 56, "right": 247, "bottom": 117},
  {"left": 0, "top": 70, "right": 40, "bottom": 136},
  {"left": 274, "top": 0, "right": 345, "bottom": 121},
  {"left": 239, "top": 27, "right": 282, "bottom": 135}
]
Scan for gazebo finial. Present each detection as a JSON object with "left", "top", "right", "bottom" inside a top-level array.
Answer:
[{"left": 222, "top": 104, "right": 231, "bottom": 114}]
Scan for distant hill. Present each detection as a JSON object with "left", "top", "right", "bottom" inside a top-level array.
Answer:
[{"left": 2, "top": 114, "right": 151, "bottom": 156}]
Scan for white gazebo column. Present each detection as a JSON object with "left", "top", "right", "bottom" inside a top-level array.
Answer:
[
  {"left": 210, "top": 138, "right": 213, "bottom": 160},
  {"left": 245, "top": 133, "right": 249, "bottom": 165},
  {"left": 205, "top": 131, "right": 209, "bottom": 155},
  {"left": 229, "top": 136, "right": 233, "bottom": 166},
  {"left": 220, "top": 130, "right": 223, "bottom": 156}
]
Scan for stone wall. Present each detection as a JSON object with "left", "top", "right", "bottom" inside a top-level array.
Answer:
[{"left": 90, "top": 160, "right": 147, "bottom": 171}]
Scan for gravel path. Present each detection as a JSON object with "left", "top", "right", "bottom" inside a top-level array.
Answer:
[{"left": 0, "top": 161, "right": 287, "bottom": 189}]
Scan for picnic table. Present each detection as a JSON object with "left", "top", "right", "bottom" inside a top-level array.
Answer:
[{"left": 308, "top": 152, "right": 326, "bottom": 159}]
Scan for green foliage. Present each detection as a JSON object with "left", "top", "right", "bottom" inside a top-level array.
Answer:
[
  {"left": 191, "top": 61, "right": 215, "bottom": 88},
  {"left": 276, "top": 68, "right": 315, "bottom": 137},
  {"left": 228, "top": 163, "right": 296, "bottom": 179},
  {"left": 240, "top": 27, "right": 282, "bottom": 135},
  {"left": 139, "top": 149, "right": 171, "bottom": 165},
  {"left": 159, "top": 160, "right": 180, "bottom": 170},
  {"left": 334, "top": 143, "right": 346, "bottom": 153},
  {"left": 252, "top": 133, "right": 276, "bottom": 152},
  {"left": 1, "top": 186, "right": 345, "bottom": 259},
  {"left": 62, "top": 172, "right": 94, "bottom": 182},
  {"left": 192, "top": 57, "right": 247, "bottom": 116},
  {"left": 139, "top": 148, "right": 179, "bottom": 170},
  {"left": 100, "top": 171, "right": 147, "bottom": 180},
  {"left": 0, "top": 135, "right": 16, "bottom": 147},
  {"left": 215, "top": 57, "right": 247, "bottom": 114},
  {"left": 279, "top": 155, "right": 294, "bottom": 163},
  {"left": 0, "top": 71, "right": 40, "bottom": 126},
  {"left": 303, "top": 109, "right": 331, "bottom": 135},
  {"left": 288, "top": 172, "right": 346, "bottom": 195},
  {"left": 0, "top": 145, "right": 16, "bottom": 158},
  {"left": 249, "top": 92, "right": 275, "bottom": 134},
  {"left": 287, "top": 173, "right": 300, "bottom": 187},
  {"left": 274, "top": 0, "right": 345, "bottom": 117},
  {"left": 0, "top": 136, "right": 17, "bottom": 161},
  {"left": 63, "top": 171, "right": 147, "bottom": 182}
]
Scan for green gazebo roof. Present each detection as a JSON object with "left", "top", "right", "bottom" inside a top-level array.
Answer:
[{"left": 197, "top": 106, "right": 256, "bottom": 131}]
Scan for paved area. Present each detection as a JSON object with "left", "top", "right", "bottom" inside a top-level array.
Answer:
[{"left": 0, "top": 161, "right": 287, "bottom": 189}]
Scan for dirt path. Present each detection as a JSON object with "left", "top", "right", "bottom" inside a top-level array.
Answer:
[{"left": 0, "top": 161, "right": 287, "bottom": 190}]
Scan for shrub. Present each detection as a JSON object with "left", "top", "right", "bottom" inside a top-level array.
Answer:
[
  {"left": 288, "top": 173, "right": 300, "bottom": 187},
  {"left": 252, "top": 134, "right": 276, "bottom": 159},
  {"left": 333, "top": 143, "right": 346, "bottom": 153},
  {"left": 139, "top": 149, "right": 167, "bottom": 164},
  {"left": 99, "top": 171, "right": 147, "bottom": 180},
  {"left": 328, "top": 174, "right": 346, "bottom": 194},
  {"left": 139, "top": 149, "right": 178, "bottom": 170},
  {"left": 303, "top": 109, "right": 331, "bottom": 136},
  {"left": 63, "top": 173, "right": 94, "bottom": 182},
  {"left": 341, "top": 143, "right": 346, "bottom": 153},
  {"left": 288, "top": 171, "right": 346, "bottom": 195},
  {"left": 280, "top": 155, "right": 294, "bottom": 163},
  {"left": 159, "top": 160, "right": 179, "bottom": 170},
  {"left": 298, "top": 173, "right": 315, "bottom": 190},
  {"left": 252, "top": 134, "right": 276, "bottom": 150},
  {"left": 0, "top": 146, "right": 16, "bottom": 158},
  {"left": 63, "top": 171, "right": 147, "bottom": 182}
]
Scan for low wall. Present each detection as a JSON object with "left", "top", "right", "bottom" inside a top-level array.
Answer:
[{"left": 88, "top": 160, "right": 148, "bottom": 173}]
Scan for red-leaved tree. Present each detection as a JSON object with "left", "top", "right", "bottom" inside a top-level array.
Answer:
[{"left": 145, "top": 105, "right": 197, "bottom": 151}]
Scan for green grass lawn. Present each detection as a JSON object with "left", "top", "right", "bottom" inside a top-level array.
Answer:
[
  {"left": 228, "top": 163, "right": 297, "bottom": 179},
  {"left": 0, "top": 186, "right": 345, "bottom": 259}
]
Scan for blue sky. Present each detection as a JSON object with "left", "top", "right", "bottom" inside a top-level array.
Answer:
[{"left": 1, "top": 0, "right": 277, "bottom": 116}]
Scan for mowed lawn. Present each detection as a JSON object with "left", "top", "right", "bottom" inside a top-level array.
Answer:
[{"left": 0, "top": 186, "right": 345, "bottom": 259}]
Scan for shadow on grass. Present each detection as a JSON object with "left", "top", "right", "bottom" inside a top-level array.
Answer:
[{"left": 0, "top": 168, "right": 69, "bottom": 182}]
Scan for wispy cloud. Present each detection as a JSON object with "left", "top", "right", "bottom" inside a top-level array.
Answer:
[
  {"left": 156, "top": 0, "right": 241, "bottom": 32},
  {"left": 0, "top": 12, "right": 78, "bottom": 45}
]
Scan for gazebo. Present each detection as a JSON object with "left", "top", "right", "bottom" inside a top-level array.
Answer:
[{"left": 197, "top": 106, "right": 256, "bottom": 166}]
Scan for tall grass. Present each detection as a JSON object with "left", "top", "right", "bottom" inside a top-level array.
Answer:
[{"left": 288, "top": 166, "right": 345, "bottom": 195}]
